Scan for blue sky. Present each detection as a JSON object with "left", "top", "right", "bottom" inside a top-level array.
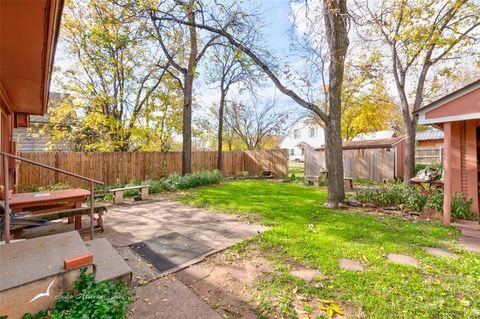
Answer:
[
  {"left": 261, "top": 0, "right": 292, "bottom": 55},
  {"left": 196, "top": 0, "right": 308, "bottom": 123}
]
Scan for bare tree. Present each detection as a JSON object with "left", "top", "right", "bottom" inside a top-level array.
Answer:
[
  {"left": 362, "top": 0, "right": 480, "bottom": 184},
  {"left": 148, "top": 1, "right": 220, "bottom": 174},
  {"left": 224, "top": 99, "right": 288, "bottom": 150},
  {"left": 147, "top": 0, "right": 351, "bottom": 207},
  {"left": 206, "top": 42, "right": 261, "bottom": 170}
]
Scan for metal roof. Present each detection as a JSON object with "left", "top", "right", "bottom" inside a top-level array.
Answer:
[{"left": 416, "top": 129, "right": 444, "bottom": 141}]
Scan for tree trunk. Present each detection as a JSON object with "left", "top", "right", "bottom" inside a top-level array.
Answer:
[
  {"left": 325, "top": 112, "right": 345, "bottom": 207},
  {"left": 217, "top": 91, "right": 225, "bottom": 171},
  {"left": 403, "top": 122, "right": 416, "bottom": 184},
  {"left": 182, "top": 81, "right": 193, "bottom": 175},
  {"left": 323, "top": 0, "right": 349, "bottom": 208},
  {"left": 182, "top": 6, "right": 198, "bottom": 175}
]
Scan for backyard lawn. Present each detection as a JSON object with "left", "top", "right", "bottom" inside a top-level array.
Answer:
[{"left": 182, "top": 180, "right": 480, "bottom": 319}]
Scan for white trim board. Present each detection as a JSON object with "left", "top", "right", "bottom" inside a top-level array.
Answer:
[{"left": 418, "top": 112, "right": 480, "bottom": 125}]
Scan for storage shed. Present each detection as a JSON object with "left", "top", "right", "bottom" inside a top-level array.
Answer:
[{"left": 304, "top": 137, "right": 405, "bottom": 182}]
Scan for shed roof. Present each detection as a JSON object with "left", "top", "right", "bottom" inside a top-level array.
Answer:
[
  {"left": 316, "top": 137, "right": 404, "bottom": 150},
  {"left": 416, "top": 129, "right": 444, "bottom": 141}
]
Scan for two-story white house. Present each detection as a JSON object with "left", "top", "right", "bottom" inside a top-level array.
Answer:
[{"left": 279, "top": 115, "right": 325, "bottom": 162}]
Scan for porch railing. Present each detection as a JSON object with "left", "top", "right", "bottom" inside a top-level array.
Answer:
[{"left": 1, "top": 151, "right": 104, "bottom": 244}]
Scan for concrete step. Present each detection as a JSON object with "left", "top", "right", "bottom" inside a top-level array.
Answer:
[
  {"left": 0, "top": 231, "right": 94, "bottom": 318},
  {"left": 86, "top": 238, "right": 132, "bottom": 286}
]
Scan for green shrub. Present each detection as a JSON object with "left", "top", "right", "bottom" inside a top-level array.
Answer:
[
  {"left": 426, "top": 190, "right": 443, "bottom": 212},
  {"left": 355, "top": 183, "right": 426, "bottom": 211},
  {"left": 20, "top": 183, "right": 71, "bottom": 193},
  {"left": 23, "top": 267, "right": 132, "bottom": 319},
  {"left": 353, "top": 178, "right": 380, "bottom": 187},
  {"left": 403, "top": 186, "right": 426, "bottom": 212},
  {"left": 355, "top": 183, "right": 405, "bottom": 207},
  {"left": 357, "top": 185, "right": 473, "bottom": 220},
  {"left": 451, "top": 193, "right": 472, "bottom": 220}
]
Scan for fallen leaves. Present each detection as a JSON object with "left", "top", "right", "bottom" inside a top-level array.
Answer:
[{"left": 319, "top": 300, "right": 344, "bottom": 318}]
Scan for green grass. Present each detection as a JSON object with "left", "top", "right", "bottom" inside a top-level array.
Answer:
[
  {"left": 181, "top": 180, "right": 480, "bottom": 319},
  {"left": 288, "top": 164, "right": 305, "bottom": 178}
]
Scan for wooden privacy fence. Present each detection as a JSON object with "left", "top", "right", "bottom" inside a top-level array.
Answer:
[
  {"left": 17, "top": 149, "right": 288, "bottom": 188},
  {"left": 415, "top": 146, "right": 444, "bottom": 164}
]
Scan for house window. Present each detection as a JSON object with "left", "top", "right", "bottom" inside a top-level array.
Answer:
[
  {"left": 309, "top": 127, "right": 318, "bottom": 137},
  {"left": 294, "top": 129, "right": 301, "bottom": 139},
  {"left": 290, "top": 148, "right": 295, "bottom": 155}
]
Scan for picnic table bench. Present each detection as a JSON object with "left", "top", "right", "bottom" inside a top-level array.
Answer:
[
  {"left": 305, "top": 170, "right": 329, "bottom": 186},
  {"left": 109, "top": 185, "right": 149, "bottom": 204},
  {"left": 9, "top": 189, "right": 91, "bottom": 230},
  {"left": 305, "top": 170, "right": 353, "bottom": 190},
  {"left": 9, "top": 189, "right": 90, "bottom": 214},
  {"left": 2, "top": 188, "right": 108, "bottom": 239},
  {"left": 8, "top": 205, "right": 107, "bottom": 233}
]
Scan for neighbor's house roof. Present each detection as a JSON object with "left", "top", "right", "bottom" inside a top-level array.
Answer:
[
  {"left": 414, "top": 79, "right": 480, "bottom": 125},
  {"left": 416, "top": 128, "right": 444, "bottom": 141},
  {"left": 316, "top": 137, "right": 404, "bottom": 151},
  {"left": 0, "top": 0, "right": 64, "bottom": 116}
]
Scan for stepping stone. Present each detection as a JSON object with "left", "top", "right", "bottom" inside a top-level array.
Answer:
[
  {"left": 338, "top": 259, "right": 365, "bottom": 271},
  {"left": 387, "top": 253, "right": 419, "bottom": 267},
  {"left": 289, "top": 268, "right": 321, "bottom": 282},
  {"left": 457, "top": 236, "right": 480, "bottom": 254},
  {"left": 425, "top": 247, "right": 457, "bottom": 258}
]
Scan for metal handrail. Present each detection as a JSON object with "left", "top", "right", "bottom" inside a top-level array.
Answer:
[{"left": 1, "top": 151, "right": 104, "bottom": 243}]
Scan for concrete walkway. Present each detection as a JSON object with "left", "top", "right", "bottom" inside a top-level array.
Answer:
[{"left": 129, "top": 276, "right": 222, "bottom": 319}]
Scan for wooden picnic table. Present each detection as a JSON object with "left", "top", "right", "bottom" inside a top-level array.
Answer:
[{"left": 9, "top": 189, "right": 91, "bottom": 230}]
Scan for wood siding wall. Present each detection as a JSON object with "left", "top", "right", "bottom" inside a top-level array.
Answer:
[
  {"left": 16, "top": 149, "right": 288, "bottom": 188},
  {"left": 305, "top": 147, "right": 397, "bottom": 182}
]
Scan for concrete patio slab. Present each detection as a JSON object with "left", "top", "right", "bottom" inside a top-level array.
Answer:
[
  {"left": 425, "top": 247, "right": 458, "bottom": 258},
  {"left": 99, "top": 199, "right": 268, "bottom": 250},
  {"left": 129, "top": 276, "right": 222, "bottom": 319},
  {"left": 387, "top": 253, "right": 419, "bottom": 267}
]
